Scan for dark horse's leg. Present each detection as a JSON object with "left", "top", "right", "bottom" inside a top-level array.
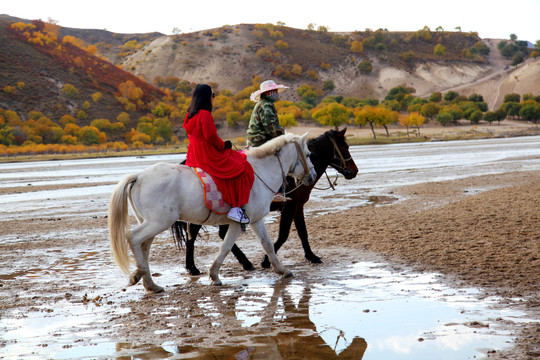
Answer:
[
  {"left": 261, "top": 202, "right": 297, "bottom": 268},
  {"left": 220, "top": 225, "right": 256, "bottom": 271},
  {"left": 186, "top": 223, "right": 203, "bottom": 275},
  {"left": 172, "top": 222, "right": 254, "bottom": 274},
  {"left": 294, "top": 205, "right": 322, "bottom": 263},
  {"left": 261, "top": 203, "right": 322, "bottom": 268}
]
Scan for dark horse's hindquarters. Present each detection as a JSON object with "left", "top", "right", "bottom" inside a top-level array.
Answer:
[{"left": 171, "top": 128, "right": 358, "bottom": 275}]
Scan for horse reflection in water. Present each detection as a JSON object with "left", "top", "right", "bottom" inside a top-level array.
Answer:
[
  {"left": 172, "top": 128, "right": 359, "bottom": 275},
  {"left": 258, "top": 281, "right": 368, "bottom": 359},
  {"left": 138, "top": 279, "right": 367, "bottom": 359}
]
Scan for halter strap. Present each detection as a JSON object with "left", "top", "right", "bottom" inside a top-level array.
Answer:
[{"left": 329, "top": 136, "right": 348, "bottom": 169}]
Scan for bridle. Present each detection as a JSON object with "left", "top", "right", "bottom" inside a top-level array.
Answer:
[
  {"left": 313, "top": 136, "right": 354, "bottom": 191},
  {"left": 328, "top": 136, "right": 352, "bottom": 173},
  {"left": 254, "top": 139, "right": 312, "bottom": 195}
]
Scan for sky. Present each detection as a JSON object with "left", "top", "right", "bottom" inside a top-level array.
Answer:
[{"left": 2, "top": 0, "right": 540, "bottom": 42}]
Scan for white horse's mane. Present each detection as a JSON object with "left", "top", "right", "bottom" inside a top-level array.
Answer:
[{"left": 245, "top": 132, "right": 296, "bottom": 159}]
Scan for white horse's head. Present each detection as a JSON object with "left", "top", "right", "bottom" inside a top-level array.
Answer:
[{"left": 289, "top": 132, "right": 317, "bottom": 185}]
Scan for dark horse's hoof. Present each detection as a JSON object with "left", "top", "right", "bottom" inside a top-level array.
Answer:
[
  {"left": 187, "top": 268, "right": 202, "bottom": 276},
  {"left": 306, "top": 255, "right": 323, "bottom": 264},
  {"left": 242, "top": 262, "right": 256, "bottom": 271},
  {"left": 261, "top": 256, "right": 271, "bottom": 269}
]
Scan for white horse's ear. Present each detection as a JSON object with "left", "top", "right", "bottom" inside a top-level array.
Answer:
[{"left": 300, "top": 132, "right": 308, "bottom": 143}]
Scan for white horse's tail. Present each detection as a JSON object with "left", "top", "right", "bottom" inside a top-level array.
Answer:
[{"left": 108, "top": 173, "right": 138, "bottom": 274}]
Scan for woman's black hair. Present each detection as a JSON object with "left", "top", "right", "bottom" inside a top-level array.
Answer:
[{"left": 187, "top": 84, "right": 213, "bottom": 119}]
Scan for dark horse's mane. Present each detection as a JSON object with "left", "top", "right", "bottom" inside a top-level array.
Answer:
[
  {"left": 308, "top": 130, "right": 335, "bottom": 150},
  {"left": 306, "top": 129, "right": 340, "bottom": 170}
]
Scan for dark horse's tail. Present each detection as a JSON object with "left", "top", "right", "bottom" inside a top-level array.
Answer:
[
  {"left": 171, "top": 221, "right": 187, "bottom": 250},
  {"left": 170, "top": 158, "right": 190, "bottom": 250}
]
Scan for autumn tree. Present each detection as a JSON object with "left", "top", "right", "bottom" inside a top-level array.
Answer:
[
  {"left": 483, "top": 111, "right": 497, "bottom": 125},
  {"left": 429, "top": 92, "right": 442, "bottom": 103},
  {"left": 91, "top": 92, "right": 103, "bottom": 103},
  {"left": 153, "top": 117, "right": 173, "bottom": 142},
  {"left": 400, "top": 112, "right": 426, "bottom": 137},
  {"left": 78, "top": 126, "right": 102, "bottom": 145},
  {"left": 312, "top": 102, "right": 349, "bottom": 129},
  {"left": 420, "top": 102, "right": 439, "bottom": 120},
  {"left": 117, "top": 112, "right": 130, "bottom": 125},
  {"left": 62, "top": 84, "right": 79, "bottom": 98},
  {"left": 296, "top": 84, "right": 323, "bottom": 108},
  {"left": 63, "top": 123, "right": 80, "bottom": 136},
  {"left": 0, "top": 116, "right": 14, "bottom": 145},
  {"left": 434, "top": 44, "right": 446, "bottom": 56},
  {"left": 353, "top": 105, "right": 380, "bottom": 138},
  {"left": 519, "top": 101, "right": 540, "bottom": 124},
  {"left": 59, "top": 114, "right": 76, "bottom": 126},
  {"left": 275, "top": 40, "right": 288, "bottom": 50},
  {"left": 350, "top": 40, "right": 363, "bottom": 53},
  {"left": 118, "top": 81, "right": 143, "bottom": 101}
]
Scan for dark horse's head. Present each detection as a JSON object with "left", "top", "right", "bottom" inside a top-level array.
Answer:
[{"left": 309, "top": 128, "right": 358, "bottom": 180}]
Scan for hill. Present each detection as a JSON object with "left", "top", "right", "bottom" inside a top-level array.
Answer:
[
  {"left": 117, "top": 24, "right": 539, "bottom": 108},
  {"left": 0, "top": 17, "right": 163, "bottom": 128}
]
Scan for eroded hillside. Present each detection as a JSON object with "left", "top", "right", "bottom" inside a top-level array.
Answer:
[{"left": 118, "top": 24, "right": 537, "bottom": 107}]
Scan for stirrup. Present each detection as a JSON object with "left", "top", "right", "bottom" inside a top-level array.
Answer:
[{"left": 272, "top": 194, "right": 291, "bottom": 203}]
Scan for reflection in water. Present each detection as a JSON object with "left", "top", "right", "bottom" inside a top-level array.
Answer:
[
  {"left": 101, "top": 279, "right": 368, "bottom": 360},
  {"left": 252, "top": 281, "right": 368, "bottom": 359}
]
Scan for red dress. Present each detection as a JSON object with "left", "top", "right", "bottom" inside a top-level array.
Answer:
[{"left": 183, "top": 110, "right": 254, "bottom": 207}]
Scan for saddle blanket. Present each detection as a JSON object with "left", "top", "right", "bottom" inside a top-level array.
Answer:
[{"left": 193, "top": 167, "right": 231, "bottom": 215}]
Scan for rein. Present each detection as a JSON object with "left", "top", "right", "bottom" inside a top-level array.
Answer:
[
  {"left": 253, "top": 139, "right": 311, "bottom": 197},
  {"left": 313, "top": 171, "right": 339, "bottom": 191}
]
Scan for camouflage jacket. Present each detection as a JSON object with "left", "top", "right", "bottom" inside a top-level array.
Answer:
[{"left": 246, "top": 98, "right": 285, "bottom": 147}]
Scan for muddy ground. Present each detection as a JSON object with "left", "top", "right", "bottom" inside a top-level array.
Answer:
[{"left": 0, "top": 169, "right": 539, "bottom": 359}]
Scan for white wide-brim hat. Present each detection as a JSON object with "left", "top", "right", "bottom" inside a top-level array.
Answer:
[{"left": 250, "top": 80, "right": 289, "bottom": 102}]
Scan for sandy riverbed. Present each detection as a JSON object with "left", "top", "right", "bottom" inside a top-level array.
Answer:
[{"left": 0, "top": 166, "right": 539, "bottom": 358}]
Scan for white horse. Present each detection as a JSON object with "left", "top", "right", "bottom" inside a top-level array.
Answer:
[{"left": 108, "top": 133, "right": 317, "bottom": 293}]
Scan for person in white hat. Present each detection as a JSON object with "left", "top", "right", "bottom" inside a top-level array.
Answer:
[
  {"left": 247, "top": 80, "right": 291, "bottom": 203},
  {"left": 247, "top": 80, "right": 289, "bottom": 147}
]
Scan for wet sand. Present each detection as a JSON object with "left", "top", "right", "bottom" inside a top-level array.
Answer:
[
  {"left": 0, "top": 170, "right": 539, "bottom": 358},
  {"left": 306, "top": 171, "right": 540, "bottom": 359}
]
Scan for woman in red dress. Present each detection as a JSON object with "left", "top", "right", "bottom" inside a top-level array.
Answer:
[{"left": 183, "top": 84, "right": 254, "bottom": 224}]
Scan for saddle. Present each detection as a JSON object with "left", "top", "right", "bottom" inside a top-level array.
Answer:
[{"left": 192, "top": 167, "right": 231, "bottom": 215}]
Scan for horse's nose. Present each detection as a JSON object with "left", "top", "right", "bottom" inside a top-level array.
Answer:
[
  {"left": 344, "top": 168, "right": 358, "bottom": 179},
  {"left": 304, "top": 169, "right": 317, "bottom": 185}
]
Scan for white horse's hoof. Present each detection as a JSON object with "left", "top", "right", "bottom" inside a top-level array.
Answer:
[
  {"left": 211, "top": 279, "right": 223, "bottom": 286},
  {"left": 282, "top": 270, "right": 294, "bottom": 279},
  {"left": 147, "top": 285, "right": 164, "bottom": 293}
]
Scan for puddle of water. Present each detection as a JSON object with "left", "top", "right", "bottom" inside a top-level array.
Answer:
[{"left": 0, "top": 252, "right": 529, "bottom": 360}]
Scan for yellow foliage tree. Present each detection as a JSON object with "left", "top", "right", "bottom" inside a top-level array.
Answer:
[
  {"left": 62, "top": 35, "right": 84, "bottom": 47},
  {"left": 118, "top": 81, "right": 143, "bottom": 101},
  {"left": 400, "top": 112, "right": 426, "bottom": 137},
  {"left": 312, "top": 102, "right": 349, "bottom": 129},
  {"left": 350, "top": 40, "right": 363, "bottom": 53}
]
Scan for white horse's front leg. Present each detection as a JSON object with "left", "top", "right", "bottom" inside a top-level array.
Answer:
[
  {"left": 251, "top": 220, "right": 292, "bottom": 278},
  {"left": 209, "top": 223, "right": 242, "bottom": 285}
]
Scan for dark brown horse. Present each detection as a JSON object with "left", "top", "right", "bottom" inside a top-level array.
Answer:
[{"left": 172, "top": 128, "right": 358, "bottom": 275}]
